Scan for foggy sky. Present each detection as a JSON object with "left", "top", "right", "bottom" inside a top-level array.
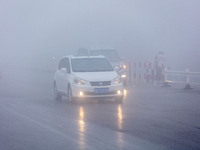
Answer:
[{"left": 1, "top": 0, "right": 200, "bottom": 70}]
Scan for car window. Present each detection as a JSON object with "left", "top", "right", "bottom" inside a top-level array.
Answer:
[
  {"left": 71, "top": 58, "right": 114, "bottom": 72},
  {"left": 58, "top": 58, "right": 70, "bottom": 73}
]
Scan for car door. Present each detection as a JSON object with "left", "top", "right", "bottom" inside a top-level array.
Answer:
[
  {"left": 56, "top": 58, "right": 66, "bottom": 92},
  {"left": 61, "top": 58, "right": 70, "bottom": 93}
]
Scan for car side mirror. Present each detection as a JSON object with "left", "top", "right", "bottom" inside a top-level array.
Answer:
[{"left": 60, "top": 68, "right": 67, "bottom": 73}]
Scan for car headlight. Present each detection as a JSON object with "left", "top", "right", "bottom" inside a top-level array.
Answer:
[
  {"left": 113, "top": 76, "right": 121, "bottom": 84},
  {"left": 123, "top": 64, "right": 126, "bottom": 69},
  {"left": 119, "top": 64, "right": 126, "bottom": 69},
  {"left": 121, "top": 74, "right": 127, "bottom": 78},
  {"left": 74, "top": 78, "right": 87, "bottom": 85}
]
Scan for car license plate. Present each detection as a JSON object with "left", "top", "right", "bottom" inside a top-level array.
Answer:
[{"left": 94, "top": 88, "right": 109, "bottom": 94}]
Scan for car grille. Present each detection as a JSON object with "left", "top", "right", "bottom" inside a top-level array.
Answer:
[{"left": 90, "top": 81, "right": 111, "bottom": 86}]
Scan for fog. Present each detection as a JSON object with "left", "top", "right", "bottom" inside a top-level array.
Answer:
[{"left": 1, "top": 0, "right": 200, "bottom": 71}]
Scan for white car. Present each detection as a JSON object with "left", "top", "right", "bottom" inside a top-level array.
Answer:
[{"left": 54, "top": 55, "right": 124, "bottom": 103}]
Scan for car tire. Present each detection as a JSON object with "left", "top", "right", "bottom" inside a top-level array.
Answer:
[
  {"left": 67, "top": 87, "right": 75, "bottom": 103},
  {"left": 115, "top": 97, "right": 123, "bottom": 103},
  {"left": 54, "top": 83, "right": 62, "bottom": 101}
]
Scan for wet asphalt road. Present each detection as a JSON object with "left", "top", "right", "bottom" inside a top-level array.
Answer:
[{"left": 0, "top": 70, "right": 200, "bottom": 150}]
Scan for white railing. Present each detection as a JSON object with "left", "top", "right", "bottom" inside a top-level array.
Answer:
[{"left": 164, "top": 69, "right": 200, "bottom": 89}]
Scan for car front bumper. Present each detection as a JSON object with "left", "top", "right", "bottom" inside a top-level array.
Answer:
[{"left": 71, "top": 83, "right": 124, "bottom": 99}]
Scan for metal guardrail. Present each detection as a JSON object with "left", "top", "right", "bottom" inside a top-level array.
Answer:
[{"left": 164, "top": 69, "right": 200, "bottom": 89}]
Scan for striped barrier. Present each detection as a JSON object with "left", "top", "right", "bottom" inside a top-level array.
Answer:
[{"left": 128, "top": 61, "right": 165, "bottom": 84}]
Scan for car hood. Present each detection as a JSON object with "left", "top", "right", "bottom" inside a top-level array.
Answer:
[{"left": 73, "top": 71, "right": 118, "bottom": 81}]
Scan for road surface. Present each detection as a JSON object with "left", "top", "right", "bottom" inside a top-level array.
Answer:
[{"left": 0, "top": 69, "right": 200, "bottom": 150}]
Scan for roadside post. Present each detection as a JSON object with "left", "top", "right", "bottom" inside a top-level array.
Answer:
[
  {"left": 184, "top": 69, "right": 192, "bottom": 90},
  {"left": 162, "top": 68, "right": 171, "bottom": 87}
]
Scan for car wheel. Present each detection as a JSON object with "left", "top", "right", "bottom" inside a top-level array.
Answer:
[
  {"left": 54, "top": 83, "right": 62, "bottom": 101},
  {"left": 115, "top": 97, "right": 123, "bottom": 103},
  {"left": 67, "top": 87, "right": 75, "bottom": 103}
]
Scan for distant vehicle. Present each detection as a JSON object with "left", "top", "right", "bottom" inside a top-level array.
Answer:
[
  {"left": 54, "top": 55, "right": 124, "bottom": 103},
  {"left": 77, "top": 46, "right": 128, "bottom": 85}
]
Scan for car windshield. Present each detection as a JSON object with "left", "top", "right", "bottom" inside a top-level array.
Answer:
[
  {"left": 90, "top": 50, "right": 120, "bottom": 62},
  {"left": 71, "top": 58, "right": 114, "bottom": 72}
]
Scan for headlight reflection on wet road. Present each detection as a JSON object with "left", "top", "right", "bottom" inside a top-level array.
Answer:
[
  {"left": 77, "top": 102, "right": 125, "bottom": 149},
  {"left": 123, "top": 89, "right": 127, "bottom": 97},
  {"left": 117, "top": 104, "right": 123, "bottom": 130},
  {"left": 117, "top": 104, "right": 124, "bottom": 147},
  {"left": 78, "top": 106, "right": 86, "bottom": 150}
]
